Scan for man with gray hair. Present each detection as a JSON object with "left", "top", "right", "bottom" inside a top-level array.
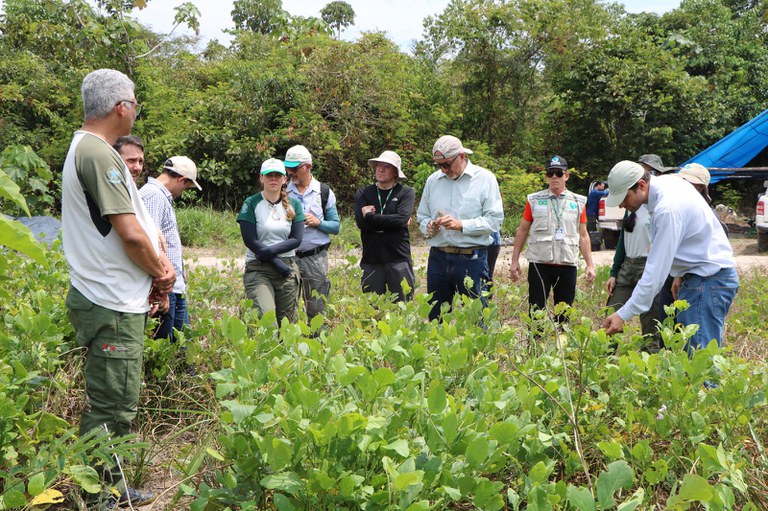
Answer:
[
  {"left": 62, "top": 69, "right": 174, "bottom": 509},
  {"left": 417, "top": 135, "right": 504, "bottom": 320}
]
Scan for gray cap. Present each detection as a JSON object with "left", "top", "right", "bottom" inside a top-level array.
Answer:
[{"left": 637, "top": 154, "right": 669, "bottom": 174}]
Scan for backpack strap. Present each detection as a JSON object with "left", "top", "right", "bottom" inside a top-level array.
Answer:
[{"left": 320, "top": 182, "right": 330, "bottom": 212}]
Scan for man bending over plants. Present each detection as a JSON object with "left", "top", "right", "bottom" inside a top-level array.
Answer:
[{"left": 602, "top": 161, "right": 739, "bottom": 353}]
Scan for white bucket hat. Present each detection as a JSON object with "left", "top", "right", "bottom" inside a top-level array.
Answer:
[{"left": 368, "top": 150, "right": 406, "bottom": 179}]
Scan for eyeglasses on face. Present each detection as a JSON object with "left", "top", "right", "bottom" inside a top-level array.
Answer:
[
  {"left": 546, "top": 168, "right": 565, "bottom": 178},
  {"left": 117, "top": 99, "right": 142, "bottom": 116},
  {"left": 435, "top": 155, "right": 459, "bottom": 170}
]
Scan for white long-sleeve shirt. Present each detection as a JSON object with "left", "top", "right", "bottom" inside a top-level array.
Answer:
[
  {"left": 617, "top": 176, "right": 735, "bottom": 321},
  {"left": 416, "top": 161, "right": 504, "bottom": 247}
]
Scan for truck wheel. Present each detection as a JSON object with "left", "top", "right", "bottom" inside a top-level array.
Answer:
[
  {"left": 758, "top": 231, "right": 768, "bottom": 252},
  {"left": 603, "top": 230, "right": 619, "bottom": 250}
]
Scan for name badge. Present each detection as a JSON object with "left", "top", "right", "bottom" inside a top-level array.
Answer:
[{"left": 554, "top": 227, "right": 565, "bottom": 241}]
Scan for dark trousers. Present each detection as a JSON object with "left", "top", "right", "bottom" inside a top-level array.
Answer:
[
  {"left": 528, "top": 262, "right": 577, "bottom": 322},
  {"left": 487, "top": 244, "right": 501, "bottom": 282},
  {"left": 427, "top": 247, "right": 488, "bottom": 321},
  {"left": 153, "top": 292, "right": 189, "bottom": 342},
  {"left": 361, "top": 260, "right": 415, "bottom": 302}
]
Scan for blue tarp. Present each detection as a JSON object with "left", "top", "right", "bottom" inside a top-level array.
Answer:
[{"left": 682, "top": 109, "right": 768, "bottom": 184}]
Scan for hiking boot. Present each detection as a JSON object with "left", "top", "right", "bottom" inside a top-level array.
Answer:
[{"left": 105, "top": 487, "right": 156, "bottom": 509}]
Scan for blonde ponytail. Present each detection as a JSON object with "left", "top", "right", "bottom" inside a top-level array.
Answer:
[{"left": 281, "top": 189, "right": 295, "bottom": 221}]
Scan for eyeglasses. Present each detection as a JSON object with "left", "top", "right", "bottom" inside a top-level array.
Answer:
[
  {"left": 117, "top": 99, "right": 142, "bottom": 116},
  {"left": 546, "top": 169, "right": 564, "bottom": 178},
  {"left": 435, "top": 155, "right": 459, "bottom": 170}
]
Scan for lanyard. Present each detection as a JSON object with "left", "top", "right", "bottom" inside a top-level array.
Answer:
[
  {"left": 377, "top": 187, "right": 394, "bottom": 212},
  {"left": 549, "top": 193, "right": 568, "bottom": 227}
]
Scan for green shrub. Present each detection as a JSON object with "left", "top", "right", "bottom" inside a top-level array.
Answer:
[{"left": 175, "top": 206, "right": 241, "bottom": 250}]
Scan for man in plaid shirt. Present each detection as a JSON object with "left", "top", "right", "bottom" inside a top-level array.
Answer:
[{"left": 140, "top": 156, "right": 202, "bottom": 340}]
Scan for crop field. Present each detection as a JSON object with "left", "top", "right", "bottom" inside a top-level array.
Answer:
[{"left": 3, "top": 227, "right": 768, "bottom": 511}]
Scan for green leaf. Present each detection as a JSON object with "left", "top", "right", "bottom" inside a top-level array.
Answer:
[
  {"left": 374, "top": 366, "right": 396, "bottom": 387},
  {"left": 442, "top": 485, "right": 462, "bottom": 500},
  {"left": 66, "top": 465, "right": 101, "bottom": 494},
  {"left": 448, "top": 347, "right": 468, "bottom": 370},
  {"left": 383, "top": 439, "right": 409, "bottom": 457},
  {"left": 474, "top": 479, "right": 505, "bottom": 511},
  {"left": 678, "top": 474, "right": 713, "bottom": 502},
  {"left": 0, "top": 215, "right": 46, "bottom": 265},
  {"left": 394, "top": 470, "right": 424, "bottom": 491},
  {"left": 466, "top": 437, "right": 491, "bottom": 469},
  {"left": 598, "top": 440, "right": 624, "bottom": 460},
  {"left": 442, "top": 413, "right": 458, "bottom": 446},
  {"left": 0, "top": 168, "right": 30, "bottom": 214},
  {"left": 266, "top": 437, "right": 293, "bottom": 471},
  {"left": 340, "top": 474, "right": 364, "bottom": 497},
  {"left": 566, "top": 485, "right": 595, "bottom": 511},
  {"left": 27, "top": 472, "right": 46, "bottom": 496},
  {"left": 220, "top": 400, "right": 256, "bottom": 424},
  {"left": 0, "top": 490, "right": 26, "bottom": 508},
  {"left": 490, "top": 421, "right": 518, "bottom": 445},
  {"left": 528, "top": 461, "right": 554, "bottom": 485},
  {"left": 616, "top": 488, "right": 645, "bottom": 511},
  {"left": 596, "top": 460, "right": 634, "bottom": 508},
  {"left": 527, "top": 485, "right": 552, "bottom": 511},
  {"left": 261, "top": 472, "right": 304, "bottom": 495},
  {"left": 427, "top": 380, "right": 447, "bottom": 414},
  {"left": 273, "top": 493, "right": 297, "bottom": 511}
]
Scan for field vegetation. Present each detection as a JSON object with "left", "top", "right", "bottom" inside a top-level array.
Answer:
[
  {"left": 4, "top": 0, "right": 768, "bottom": 508},
  {"left": 3, "top": 199, "right": 768, "bottom": 509}
]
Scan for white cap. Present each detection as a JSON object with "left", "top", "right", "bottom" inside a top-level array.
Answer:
[
  {"left": 163, "top": 156, "right": 202, "bottom": 190},
  {"left": 679, "top": 163, "right": 710, "bottom": 186},
  {"left": 605, "top": 160, "right": 645, "bottom": 207},
  {"left": 432, "top": 135, "right": 473, "bottom": 160},
  {"left": 284, "top": 145, "right": 312, "bottom": 168},
  {"left": 260, "top": 158, "right": 286, "bottom": 175}
]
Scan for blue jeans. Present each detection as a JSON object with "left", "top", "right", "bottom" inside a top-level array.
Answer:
[
  {"left": 426, "top": 247, "right": 488, "bottom": 320},
  {"left": 677, "top": 267, "right": 739, "bottom": 352},
  {"left": 154, "top": 292, "right": 190, "bottom": 342}
]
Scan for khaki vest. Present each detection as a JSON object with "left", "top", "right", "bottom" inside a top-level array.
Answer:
[{"left": 525, "top": 189, "right": 585, "bottom": 266}]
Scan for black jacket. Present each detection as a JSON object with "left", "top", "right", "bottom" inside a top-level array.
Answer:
[{"left": 354, "top": 183, "right": 414, "bottom": 264}]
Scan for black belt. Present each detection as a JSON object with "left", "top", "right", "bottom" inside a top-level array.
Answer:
[{"left": 296, "top": 243, "right": 330, "bottom": 258}]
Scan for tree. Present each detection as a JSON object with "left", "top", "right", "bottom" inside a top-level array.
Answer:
[
  {"left": 231, "top": 0, "right": 286, "bottom": 34},
  {"left": 320, "top": 1, "right": 355, "bottom": 39}
]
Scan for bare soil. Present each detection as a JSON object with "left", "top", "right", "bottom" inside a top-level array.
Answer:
[{"left": 186, "top": 237, "right": 768, "bottom": 274}]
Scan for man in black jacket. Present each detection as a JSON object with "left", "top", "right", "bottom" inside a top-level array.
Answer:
[{"left": 354, "top": 150, "right": 415, "bottom": 301}]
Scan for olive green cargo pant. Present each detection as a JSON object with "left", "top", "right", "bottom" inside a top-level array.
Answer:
[
  {"left": 244, "top": 258, "right": 301, "bottom": 325},
  {"left": 66, "top": 285, "right": 146, "bottom": 496}
]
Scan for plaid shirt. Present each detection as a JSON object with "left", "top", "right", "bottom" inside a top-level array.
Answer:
[{"left": 139, "top": 178, "right": 185, "bottom": 294}]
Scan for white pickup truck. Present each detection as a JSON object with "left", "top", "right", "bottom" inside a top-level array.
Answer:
[
  {"left": 598, "top": 197, "right": 624, "bottom": 249},
  {"left": 756, "top": 180, "right": 768, "bottom": 251}
]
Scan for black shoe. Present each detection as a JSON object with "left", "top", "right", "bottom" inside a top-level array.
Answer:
[{"left": 105, "top": 487, "right": 155, "bottom": 509}]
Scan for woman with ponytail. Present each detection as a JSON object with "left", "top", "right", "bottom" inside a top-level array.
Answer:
[{"left": 237, "top": 158, "right": 305, "bottom": 324}]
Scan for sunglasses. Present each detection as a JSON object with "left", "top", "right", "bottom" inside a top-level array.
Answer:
[
  {"left": 435, "top": 155, "right": 459, "bottom": 170},
  {"left": 545, "top": 168, "right": 565, "bottom": 178}
]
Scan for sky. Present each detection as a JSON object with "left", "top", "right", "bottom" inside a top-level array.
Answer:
[{"left": 128, "top": 0, "right": 681, "bottom": 52}]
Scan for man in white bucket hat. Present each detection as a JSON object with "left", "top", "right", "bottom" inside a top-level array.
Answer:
[{"left": 354, "top": 150, "right": 415, "bottom": 301}]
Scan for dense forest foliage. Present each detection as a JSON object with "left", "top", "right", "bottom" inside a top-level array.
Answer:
[{"left": 2, "top": 0, "right": 768, "bottom": 218}]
